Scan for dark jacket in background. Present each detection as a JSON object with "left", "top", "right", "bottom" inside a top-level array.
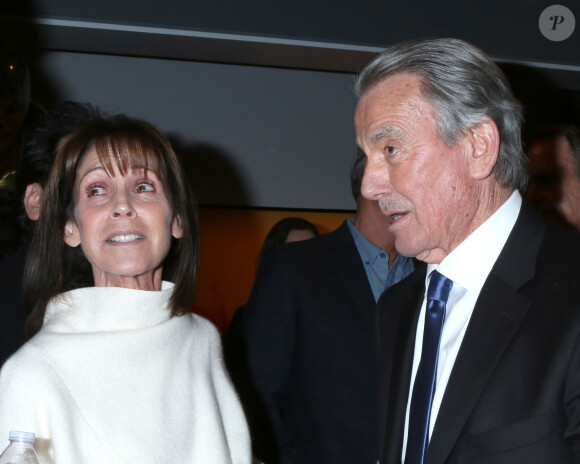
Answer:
[
  {"left": 226, "top": 222, "right": 379, "bottom": 464},
  {"left": 0, "top": 245, "right": 27, "bottom": 365}
]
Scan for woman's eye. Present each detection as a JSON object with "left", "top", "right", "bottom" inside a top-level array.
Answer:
[
  {"left": 87, "top": 186, "right": 104, "bottom": 197},
  {"left": 136, "top": 182, "right": 155, "bottom": 193}
]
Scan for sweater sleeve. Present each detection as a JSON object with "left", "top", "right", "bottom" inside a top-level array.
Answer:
[
  {"left": 0, "top": 347, "right": 54, "bottom": 463},
  {"left": 203, "top": 317, "right": 252, "bottom": 464}
]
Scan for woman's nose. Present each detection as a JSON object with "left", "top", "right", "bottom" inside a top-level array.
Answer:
[{"left": 110, "top": 190, "right": 135, "bottom": 218}]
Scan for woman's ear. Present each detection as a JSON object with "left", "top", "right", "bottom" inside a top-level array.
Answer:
[
  {"left": 24, "top": 183, "right": 43, "bottom": 221},
  {"left": 64, "top": 219, "right": 81, "bottom": 247},
  {"left": 466, "top": 117, "right": 501, "bottom": 181},
  {"left": 171, "top": 216, "right": 183, "bottom": 239}
]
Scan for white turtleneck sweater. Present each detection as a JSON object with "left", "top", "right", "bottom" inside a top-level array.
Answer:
[{"left": 0, "top": 282, "right": 251, "bottom": 463}]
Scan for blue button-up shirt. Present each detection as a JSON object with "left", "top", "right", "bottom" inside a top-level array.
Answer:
[{"left": 347, "top": 218, "right": 414, "bottom": 302}]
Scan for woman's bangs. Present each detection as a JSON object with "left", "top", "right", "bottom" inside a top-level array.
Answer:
[{"left": 93, "top": 134, "right": 165, "bottom": 182}]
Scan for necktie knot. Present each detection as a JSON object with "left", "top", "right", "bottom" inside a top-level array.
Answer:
[{"left": 427, "top": 270, "right": 453, "bottom": 303}]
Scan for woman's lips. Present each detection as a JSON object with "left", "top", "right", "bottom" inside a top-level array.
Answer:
[{"left": 106, "top": 233, "right": 145, "bottom": 243}]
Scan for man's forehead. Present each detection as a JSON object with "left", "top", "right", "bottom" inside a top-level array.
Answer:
[
  {"left": 356, "top": 74, "right": 426, "bottom": 118},
  {"left": 360, "top": 72, "right": 423, "bottom": 102},
  {"left": 355, "top": 75, "right": 433, "bottom": 144}
]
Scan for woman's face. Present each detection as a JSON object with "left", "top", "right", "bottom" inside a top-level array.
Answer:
[
  {"left": 64, "top": 147, "right": 182, "bottom": 290},
  {"left": 285, "top": 228, "right": 316, "bottom": 243}
]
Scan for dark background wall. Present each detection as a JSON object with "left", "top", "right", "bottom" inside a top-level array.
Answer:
[
  {"left": 1, "top": 0, "right": 578, "bottom": 210},
  {"left": 3, "top": 0, "right": 579, "bottom": 66},
  {"left": 21, "top": 51, "right": 359, "bottom": 210}
]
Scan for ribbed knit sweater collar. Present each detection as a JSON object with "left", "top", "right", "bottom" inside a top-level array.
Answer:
[{"left": 42, "top": 281, "right": 175, "bottom": 333}]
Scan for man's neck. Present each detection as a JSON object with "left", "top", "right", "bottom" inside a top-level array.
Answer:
[{"left": 417, "top": 184, "right": 516, "bottom": 264}]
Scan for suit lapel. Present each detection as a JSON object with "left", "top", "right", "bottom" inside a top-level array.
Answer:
[
  {"left": 426, "top": 201, "right": 547, "bottom": 464},
  {"left": 426, "top": 274, "right": 531, "bottom": 463}
]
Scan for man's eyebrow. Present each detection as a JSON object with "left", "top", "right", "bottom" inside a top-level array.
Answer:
[{"left": 368, "top": 126, "right": 405, "bottom": 145}]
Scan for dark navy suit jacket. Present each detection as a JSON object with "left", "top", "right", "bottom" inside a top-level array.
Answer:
[
  {"left": 227, "top": 221, "right": 379, "bottom": 464},
  {"left": 379, "top": 201, "right": 580, "bottom": 463}
]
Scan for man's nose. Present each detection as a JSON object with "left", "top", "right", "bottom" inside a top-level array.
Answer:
[{"left": 361, "top": 157, "right": 391, "bottom": 200}]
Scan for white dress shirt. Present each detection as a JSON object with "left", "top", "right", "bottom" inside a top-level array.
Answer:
[{"left": 401, "top": 190, "right": 522, "bottom": 462}]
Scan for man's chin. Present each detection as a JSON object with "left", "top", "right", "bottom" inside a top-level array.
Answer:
[{"left": 394, "top": 240, "right": 419, "bottom": 260}]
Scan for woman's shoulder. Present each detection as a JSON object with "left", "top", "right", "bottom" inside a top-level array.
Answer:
[
  {"left": 2, "top": 339, "right": 52, "bottom": 373},
  {"left": 179, "top": 313, "right": 223, "bottom": 351},
  {"left": 184, "top": 312, "right": 220, "bottom": 336},
  {"left": 0, "top": 342, "right": 56, "bottom": 400}
]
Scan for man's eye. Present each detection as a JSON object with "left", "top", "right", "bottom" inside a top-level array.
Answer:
[
  {"left": 136, "top": 182, "right": 155, "bottom": 193},
  {"left": 386, "top": 146, "right": 400, "bottom": 156},
  {"left": 88, "top": 186, "right": 104, "bottom": 197}
]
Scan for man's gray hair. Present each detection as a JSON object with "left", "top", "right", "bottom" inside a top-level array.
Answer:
[{"left": 355, "top": 38, "right": 528, "bottom": 192}]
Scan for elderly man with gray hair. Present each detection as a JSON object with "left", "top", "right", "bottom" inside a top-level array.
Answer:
[{"left": 355, "top": 37, "right": 580, "bottom": 464}]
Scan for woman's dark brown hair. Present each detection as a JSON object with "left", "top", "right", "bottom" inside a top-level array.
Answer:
[
  {"left": 24, "top": 114, "right": 200, "bottom": 338},
  {"left": 256, "top": 217, "right": 318, "bottom": 269}
]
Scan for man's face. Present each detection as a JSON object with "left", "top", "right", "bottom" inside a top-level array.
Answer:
[
  {"left": 355, "top": 73, "right": 478, "bottom": 264},
  {"left": 528, "top": 135, "right": 580, "bottom": 230}
]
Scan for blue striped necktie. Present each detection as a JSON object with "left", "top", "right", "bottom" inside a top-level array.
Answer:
[{"left": 404, "top": 270, "right": 453, "bottom": 464}]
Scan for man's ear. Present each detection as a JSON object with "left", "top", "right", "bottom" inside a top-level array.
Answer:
[
  {"left": 64, "top": 219, "right": 81, "bottom": 247},
  {"left": 171, "top": 216, "right": 183, "bottom": 239},
  {"left": 24, "top": 183, "right": 43, "bottom": 221},
  {"left": 466, "top": 117, "right": 501, "bottom": 181}
]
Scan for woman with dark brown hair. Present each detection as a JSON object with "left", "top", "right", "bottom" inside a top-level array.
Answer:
[{"left": 0, "top": 114, "right": 250, "bottom": 463}]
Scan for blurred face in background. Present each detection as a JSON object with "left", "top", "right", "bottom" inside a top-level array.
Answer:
[
  {"left": 528, "top": 135, "right": 580, "bottom": 230},
  {"left": 285, "top": 228, "right": 317, "bottom": 243}
]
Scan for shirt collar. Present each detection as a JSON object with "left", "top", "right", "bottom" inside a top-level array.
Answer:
[
  {"left": 429, "top": 190, "right": 522, "bottom": 293},
  {"left": 346, "top": 217, "right": 387, "bottom": 264}
]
